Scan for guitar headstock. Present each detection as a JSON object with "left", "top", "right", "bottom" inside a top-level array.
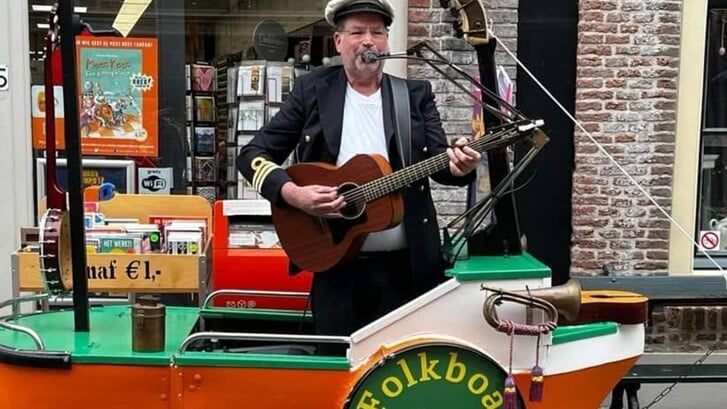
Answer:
[{"left": 440, "top": 0, "right": 489, "bottom": 46}]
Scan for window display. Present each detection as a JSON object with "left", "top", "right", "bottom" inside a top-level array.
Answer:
[
  {"left": 27, "top": 0, "right": 327, "bottom": 205},
  {"left": 697, "top": 8, "right": 727, "bottom": 266}
]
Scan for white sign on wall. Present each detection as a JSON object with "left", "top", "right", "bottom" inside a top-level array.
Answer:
[
  {"left": 0, "top": 65, "right": 8, "bottom": 91},
  {"left": 138, "top": 167, "right": 173, "bottom": 195}
]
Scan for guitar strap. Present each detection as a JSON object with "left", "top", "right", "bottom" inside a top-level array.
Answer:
[{"left": 390, "top": 76, "right": 411, "bottom": 167}]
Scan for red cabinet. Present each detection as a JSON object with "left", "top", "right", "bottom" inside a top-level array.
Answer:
[{"left": 211, "top": 200, "right": 312, "bottom": 310}]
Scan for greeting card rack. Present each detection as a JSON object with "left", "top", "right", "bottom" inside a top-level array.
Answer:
[
  {"left": 185, "top": 61, "right": 218, "bottom": 204},
  {"left": 224, "top": 59, "right": 296, "bottom": 200}
]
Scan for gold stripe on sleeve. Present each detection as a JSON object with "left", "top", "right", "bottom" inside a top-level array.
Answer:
[{"left": 251, "top": 157, "right": 280, "bottom": 193}]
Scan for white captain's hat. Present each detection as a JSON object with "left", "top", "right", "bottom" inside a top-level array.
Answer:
[{"left": 324, "top": 0, "right": 395, "bottom": 27}]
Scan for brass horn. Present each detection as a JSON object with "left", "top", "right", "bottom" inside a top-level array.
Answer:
[{"left": 481, "top": 279, "right": 582, "bottom": 330}]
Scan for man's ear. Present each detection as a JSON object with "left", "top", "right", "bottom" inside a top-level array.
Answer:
[{"left": 333, "top": 32, "right": 343, "bottom": 53}]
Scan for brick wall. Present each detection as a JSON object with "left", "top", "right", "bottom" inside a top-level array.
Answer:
[
  {"left": 571, "top": 0, "right": 681, "bottom": 275},
  {"left": 408, "top": 0, "right": 520, "bottom": 225},
  {"left": 648, "top": 306, "right": 727, "bottom": 352}
]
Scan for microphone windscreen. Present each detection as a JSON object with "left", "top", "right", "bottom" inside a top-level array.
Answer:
[{"left": 362, "top": 50, "right": 378, "bottom": 63}]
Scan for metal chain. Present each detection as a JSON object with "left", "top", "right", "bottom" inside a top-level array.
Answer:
[{"left": 641, "top": 339, "right": 724, "bottom": 409}]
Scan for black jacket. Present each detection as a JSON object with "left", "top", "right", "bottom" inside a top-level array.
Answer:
[{"left": 237, "top": 66, "right": 475, "bottom": 292}]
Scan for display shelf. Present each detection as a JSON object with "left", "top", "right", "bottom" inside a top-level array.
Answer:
[
  {"left": 186, "top": 62, "right": 218, "bottom": 203},
  {"left": 14, "top": 193, "right": 213, "bottom": 297}
]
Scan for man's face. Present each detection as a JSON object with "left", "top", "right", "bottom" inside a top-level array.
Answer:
[{"left": 334, "top": 13, "right": 389, "bottom": 80}]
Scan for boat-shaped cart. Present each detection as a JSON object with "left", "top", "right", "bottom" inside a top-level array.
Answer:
[{"left": 1, "top": 241, "right": 646, "bottom": 408}]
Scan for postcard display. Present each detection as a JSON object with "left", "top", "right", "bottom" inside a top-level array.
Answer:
[
  {"left": 226, "top": 61, "right": 295, "bottom": 199},
  {"left": 186, "top": 63, "right": 218, "bottom": 204}
]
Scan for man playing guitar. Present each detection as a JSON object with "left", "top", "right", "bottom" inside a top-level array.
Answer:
[{"left": 237, "top": 0, "right": 480, "bottom": 339}]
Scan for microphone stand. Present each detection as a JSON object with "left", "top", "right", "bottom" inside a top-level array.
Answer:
[
  {"left": 376, "top": 41, "right": 550, "bottom": 265},
  {"left": 442, "top": 128, "right": 548, "bottom": 267},
  {"left": 377, "top": 40, "right": 526, "bottom": 124}
]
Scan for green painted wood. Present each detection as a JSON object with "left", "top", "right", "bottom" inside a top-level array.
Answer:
[
  {"left": 446, "top": 252, "right": 551, "bottom": 281},
  {"left": 551, "top": 322, "right": 618, "bottom": 345},
  {"left": 174, "top": 352, "right": 350, "bottom": 370},
  {"left": 0, "top": 305, "right": 199, "bottom": 365}
]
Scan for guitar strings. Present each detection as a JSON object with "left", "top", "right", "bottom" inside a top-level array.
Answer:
[
  {"left": 340, "top": 125, "right": 521, "bottom": 204},
  {"left": 339, "top": 124, "right": 524, "bottom": 205}
]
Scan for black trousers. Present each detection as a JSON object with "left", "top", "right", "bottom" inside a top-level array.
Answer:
[{"left": 311, "top": 249, "right": 412, "bottom": 337}]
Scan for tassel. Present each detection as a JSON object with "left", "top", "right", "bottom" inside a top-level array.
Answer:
[
  {"left": 504, "top": 375, "right": 518, "bottom": 409},
  {"left": 529, "top": 334, "right": 544, "bottom": 402},
  {"left": 502, "top": 327, "right": 518, "bottom": 409},
  {"left": 529, "top": 364, "right": 544, "bottom": 402}
]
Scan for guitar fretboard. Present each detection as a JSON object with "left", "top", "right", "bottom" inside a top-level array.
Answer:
[{"left": 341, "top": 123, "right": 526, "bottom": 205}]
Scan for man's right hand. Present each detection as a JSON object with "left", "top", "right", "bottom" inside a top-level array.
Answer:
[{"left": 280, "top": 182, "right": 346, "bottom": 217}]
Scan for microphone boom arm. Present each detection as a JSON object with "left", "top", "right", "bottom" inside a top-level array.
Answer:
[{"left": 377, "top": 40, "right": 524, "bottom": 124}]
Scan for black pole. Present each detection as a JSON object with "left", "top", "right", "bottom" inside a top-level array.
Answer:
[
  {"left": 58, "top": 0, "right": 90, "bottom": 332},
  {"left": 515, "top": 0, "right": 577, "bottom": 285},
  {"left": 156, "top": 0, "right": 187, "bottom": 194}
]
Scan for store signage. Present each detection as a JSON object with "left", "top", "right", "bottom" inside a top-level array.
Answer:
[
  {"left": 0, "top": 64, "right": 8, "bottom": 91},
  {"left": 253, "top": 20, "right": 287, "bottom": 61},
  {"left": 346, "top": 344, "right": 512, "bottom": 409},
  {"left": 86, "top": 259, "right": 162, "bottom": 282},
  {"left": 139, "top": 167, "right": 173, "bottom": 194}
]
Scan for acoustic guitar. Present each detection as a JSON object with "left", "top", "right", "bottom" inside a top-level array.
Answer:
[
  {"left": 272, "top": 122, "right": 541, "bottom": 273},
  {"left": 38, "top": 6, "right": 73, "bottom": 295},
  {"left": 565, "top": 290, "right": 650, "bottom": 325}
]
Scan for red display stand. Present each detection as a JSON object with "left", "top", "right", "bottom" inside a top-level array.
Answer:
[{"left": 211, "top": 200, "right": 312, "bottom": 310}]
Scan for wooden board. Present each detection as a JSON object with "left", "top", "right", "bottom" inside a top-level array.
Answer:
[
  {"left": 39, "top": 193, "right": 213, "bottom": 238},
  {"left": 15, "top": 240, "right": 210, "bottom": 292},
  {"left": 22, "top": 193, "right": 213, "bottom": 293}
]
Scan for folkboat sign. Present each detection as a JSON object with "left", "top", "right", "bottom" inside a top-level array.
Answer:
[{"left": 346, "top": 344, "right": 511, "bottom": 409}]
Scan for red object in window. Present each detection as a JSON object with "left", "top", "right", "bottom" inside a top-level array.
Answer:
[
  {"left": 50, "top": 29, "right": 93, "bottom": 84},
  {"left": 211, "top": 201, "right": 312, "bottom": 310},
  {"left": 51, "top": 46, "right": 63, "bottom": 85}
]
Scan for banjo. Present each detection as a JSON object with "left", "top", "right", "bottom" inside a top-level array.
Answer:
[{"left": 39, "top": 5, "right": 73, "bottom": 295}]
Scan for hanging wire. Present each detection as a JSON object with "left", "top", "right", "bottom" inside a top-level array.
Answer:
[{"left": 488, "top": 29, "right": 727, "bottom": 284}]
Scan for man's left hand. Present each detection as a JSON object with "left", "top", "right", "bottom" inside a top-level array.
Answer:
[{"left": 447, "top": 137, "right": 481, "bottom": 177}]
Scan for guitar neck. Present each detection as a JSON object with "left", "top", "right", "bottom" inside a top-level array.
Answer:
[{"left": 353, "top": 123, "right": 526, "bottom": 203}]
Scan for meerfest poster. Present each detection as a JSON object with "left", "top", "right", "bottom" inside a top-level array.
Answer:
[{"left": 32, "top": 36, "right": 159, "bottom": 157}]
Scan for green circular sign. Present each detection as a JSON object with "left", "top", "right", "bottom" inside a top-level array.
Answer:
[{"left": 345, "top": 343, "right": 523, "bottom": 409}]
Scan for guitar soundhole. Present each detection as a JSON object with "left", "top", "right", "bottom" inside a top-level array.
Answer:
[{"left": 338, "top": 182, "right": 364, "bottom": 219}]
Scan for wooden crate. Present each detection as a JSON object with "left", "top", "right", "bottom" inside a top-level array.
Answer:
[{"left": 16, "top": 193, "right": 213, "bottom": 294}]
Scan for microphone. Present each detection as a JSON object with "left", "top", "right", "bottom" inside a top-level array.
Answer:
[
  {"left": 361, "top": 41, "right": 430, "bottom": 63},
  {"left": 362, "top": 50, "right": 379, "bottom": 63}
]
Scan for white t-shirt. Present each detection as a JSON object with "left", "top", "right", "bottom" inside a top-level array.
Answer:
[{"left": 338, "top": 84, "right": 407, "bottom": 252}]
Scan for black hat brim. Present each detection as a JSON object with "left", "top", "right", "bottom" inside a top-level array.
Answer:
[{"left": 334, "top": 3, "right": 393, "bottom": 26}]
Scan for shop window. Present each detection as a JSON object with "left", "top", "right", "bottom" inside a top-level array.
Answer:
[
  {"left": 696, "top": 7, "right": 727, "bottom": 267},
  {"left": 27, "top": 0, "right": 331, "bottom": 203}
]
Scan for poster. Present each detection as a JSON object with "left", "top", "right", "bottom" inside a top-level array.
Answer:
[
  {"left": 36, "top": 158, "right": 135, "bottom": 204},
  {"left": 32, "top": 37, "right": 159, "bottom": 157}
]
